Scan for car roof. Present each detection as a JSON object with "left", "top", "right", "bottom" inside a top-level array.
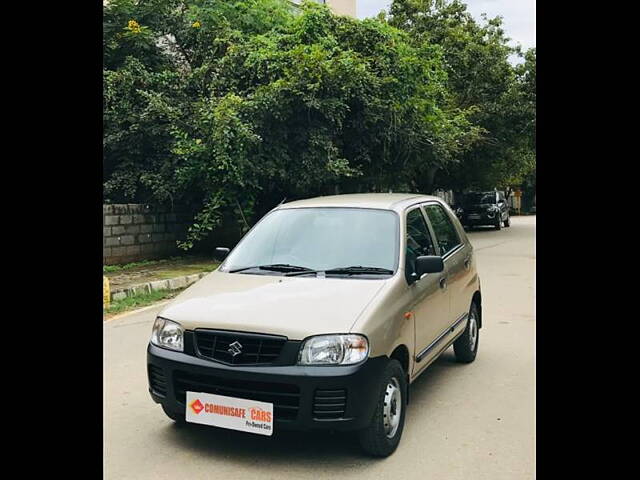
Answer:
[{"left": 275, "top": 193, "right": 444, "bottom": 213}]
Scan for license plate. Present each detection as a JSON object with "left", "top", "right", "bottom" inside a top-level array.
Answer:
[
  {"left": 185, "top": 391, "right": 274, "bottom": 436},
  {"left": 468, "top": 214, "right": 481, "bottom": 219}
]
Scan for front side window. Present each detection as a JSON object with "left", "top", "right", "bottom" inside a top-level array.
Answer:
[
  {"left": 424, "top": 204, "right": 461, "bottom": 256},
  {"left": 405, "top": 208, "right": 436, "bottom": 282},
  {"left": 222, "top": 207, "right": 399, "bottom": 274}
]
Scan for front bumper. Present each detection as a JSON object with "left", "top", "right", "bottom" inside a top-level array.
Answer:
[
  {"left": 147, "top": 343, "right": 388, "bottom": 432},
  {"left": 461, "top": 213, "right": 498, "bottom": 225}
]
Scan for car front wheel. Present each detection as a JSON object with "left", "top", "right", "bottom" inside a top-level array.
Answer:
[
  {"left": 358, "top": 359, "right": 407, "bottom": 457},
  {"left": 504, "top": 216, "right": 511, "bottom": 227}
]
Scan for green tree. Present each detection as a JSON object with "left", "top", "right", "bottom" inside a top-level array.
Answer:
[
  {"left": 103, "top": 0, "right": 487, "bottom": 249},
  {"left": 388, "top": 0, "right": 535, "bottom": 196},
  {"left": 103, "top": 0, "right": 293, "bottom": 209},
  {"left": 449, "top": 47, "right": 536, "bottom": 197}
]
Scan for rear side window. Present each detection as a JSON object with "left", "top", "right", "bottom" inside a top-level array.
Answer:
[
  {"left": 405, "top": 208, "right": 436, "bottom": 281},
  {"left": 424, "top": 204, "right": 461, "bottom": 256}
]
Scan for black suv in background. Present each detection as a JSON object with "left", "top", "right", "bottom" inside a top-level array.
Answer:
[{"left": 455, "top": 191, "right": 510, "bottom": 230}]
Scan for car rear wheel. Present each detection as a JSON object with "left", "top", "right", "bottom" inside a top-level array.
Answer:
[
  {"left": 358, "top": 359, "right": 407, "bottom": 457},
  {"left": 454, "top": 302, "right": 480, "bottom": 363}
]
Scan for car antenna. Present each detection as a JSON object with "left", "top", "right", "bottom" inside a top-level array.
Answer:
[{"left": 278, "top": 197, "right": 287, "bottom": 206}]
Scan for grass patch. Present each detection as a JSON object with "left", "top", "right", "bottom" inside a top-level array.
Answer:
[
  {"left": 155, "top": 263, "right": 219, "bottom": 279},
  {"left": 103, "top": 259, "right": 168, "bottom": 273},
  {"left": 104, "top": 288, "right": 184, "bottom": 316},
  {"left": 103, "top": 256, "right": 218, "bottom": 275}
]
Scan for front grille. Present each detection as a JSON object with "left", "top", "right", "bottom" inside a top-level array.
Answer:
[
  {"left": 313, "top": 389, "right": 347, "bottom": 419},
  {"left": 148, "top": 365, "right": 167, "bottom": 396},
  {"left": 174, "top": 371, "right": 300, "bottom": 421},
  {"left": 465, "top": 208, "right": 484, "bottom": 215},
  {"left": 194, "top": 330, "right": 287, "bottom": 365}
]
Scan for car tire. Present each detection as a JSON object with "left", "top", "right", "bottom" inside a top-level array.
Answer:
[
  {"left": 454, "top": 302, "right": 480, "bottom": 363},
  {"left": 494, "top": 218, "right": 501, "bottom": 230},
  {"left": 504, "top": 216, "right": 511, "bottom": 227},
  {"left": 358, "top": 359, "right": 407, "bottom": 457},
  {"left": 162, "top": 404, "right": 186, "bottom": 425}
]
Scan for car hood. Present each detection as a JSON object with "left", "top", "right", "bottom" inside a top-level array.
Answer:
[{"left": 158, "top": 270, "right": 388, "bottom": 340}]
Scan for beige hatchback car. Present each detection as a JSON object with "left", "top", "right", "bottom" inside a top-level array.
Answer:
[{"left": 148, "top": 193, "right": 481, "bottom": 457}]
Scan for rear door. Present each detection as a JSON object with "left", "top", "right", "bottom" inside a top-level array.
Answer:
[{"left": 423, "top": 202, "right": 472, "bottom": 326}]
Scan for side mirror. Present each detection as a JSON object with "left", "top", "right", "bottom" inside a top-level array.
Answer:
[
  {"left": 215, "top": 247, "right": 230, "bottom": 261},
  {"left": 415, "top": 256, "right": 444, "bottom": 278}
]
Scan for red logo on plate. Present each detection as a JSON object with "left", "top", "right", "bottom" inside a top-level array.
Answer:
[{"left": 190, "top": 398, "right": 204, "bottom": 414}]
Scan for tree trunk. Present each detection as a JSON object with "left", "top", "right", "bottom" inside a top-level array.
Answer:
[{"left": 424, "top": 166, "right": 439, "bottom": 194}]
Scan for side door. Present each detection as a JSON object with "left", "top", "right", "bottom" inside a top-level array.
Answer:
[
  {"left": 423, "top": 202, "right": 473, "bottom": 327},
  {"left": 404, "top": 206, "right": 450, "bottom": 375}
]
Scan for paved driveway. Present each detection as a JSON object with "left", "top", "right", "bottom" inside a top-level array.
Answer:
[{"left": 104, "top": 216, "right": 535, "bottom": 479}]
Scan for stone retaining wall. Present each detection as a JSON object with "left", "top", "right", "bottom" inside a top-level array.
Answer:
[{"left": 103, "top": 204, "right": 191, "bottom": 265}]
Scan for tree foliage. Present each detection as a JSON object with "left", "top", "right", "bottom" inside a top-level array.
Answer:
[
  {"left": 388, "top": 0, "right": 536, "bottom": 196},
  {"left": 103, "top": 0, "right": 535, "bottom": 249}
]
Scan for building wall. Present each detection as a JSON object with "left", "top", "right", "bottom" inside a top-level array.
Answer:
[
  {"left": 290, "top": 0, "right": 357, "bottom": 17},
  {"left": 327, "top": 0, "right": 357, "bottom": 16},
  {"left": 103, "top": 204, "right": 190, "bottom": 265},
  {"left": 433, "top": 189, "right": 455, "bottom": 207}
]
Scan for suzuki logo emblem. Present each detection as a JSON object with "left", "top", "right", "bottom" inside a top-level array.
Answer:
[{"left": 228, "top": 341, "right": 243, "bottom": 357}]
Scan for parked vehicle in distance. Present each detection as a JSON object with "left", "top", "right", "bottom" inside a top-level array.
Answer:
[
  {"left": 147, "top": 193, "right": 482, "bottom": 457},
  {"left": 455, "top": 191, "right": 510, "bottom": 230}
]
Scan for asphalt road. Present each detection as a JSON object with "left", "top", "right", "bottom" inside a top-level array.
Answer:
[{"left": 104, "top": 215, "right": 535, "bottom": 479}]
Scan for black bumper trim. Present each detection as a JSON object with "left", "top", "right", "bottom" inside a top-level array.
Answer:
[
  {"left": 147, "top": 343, "right": 388, "bottom": 432},
  {"left": 462, "top": 216, "right": 497, "bottom": 225}
]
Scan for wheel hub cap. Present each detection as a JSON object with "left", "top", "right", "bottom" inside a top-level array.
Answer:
[
  {"left": 383, "top": 377, "right": 401, "bottom": 438},
  {"left": 469, "top": 313, "right": 478, "bottom": 351}
]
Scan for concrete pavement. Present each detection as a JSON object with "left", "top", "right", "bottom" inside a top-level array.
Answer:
[{"left": 104, "top": 215, "right": 535, "bottom": 479}]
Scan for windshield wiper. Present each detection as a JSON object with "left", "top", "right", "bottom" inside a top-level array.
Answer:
[
  {"left": 325, "top": 266, "right": 394, "bottom": 275},
  {"left": 229, "top": 263, "right": 316, "bottom": 274},
  {"left": 285, "top": 266, "right": 394, "bottom": 277}
]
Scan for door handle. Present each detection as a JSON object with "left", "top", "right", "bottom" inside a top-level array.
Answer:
[
  {"left": 464, "top": 256, "right": 471, "bottom": 269},
  {"left": 439, "top": 276, "right": 447, "bottom": 289}
]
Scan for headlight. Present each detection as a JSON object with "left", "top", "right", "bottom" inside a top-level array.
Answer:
[
  {"left": 298, "top": 334, "right": 369, "bottom": 365},
  {"left": 151, "top": 317, "right": 184, "bottom": 352}
]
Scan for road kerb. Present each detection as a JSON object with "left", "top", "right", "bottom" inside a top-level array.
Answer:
[{"left": 110, "top": 271, "right": 209, "bottom": 302}]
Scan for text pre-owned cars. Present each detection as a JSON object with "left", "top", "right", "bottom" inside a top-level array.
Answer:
[
  {"left": 147, "top": 193, "right": 482, "bottom": 457},
  {"left": 456, "top": 191, "right": 510, "bottom": 230}
]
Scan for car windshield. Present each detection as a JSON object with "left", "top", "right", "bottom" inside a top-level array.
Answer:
[
  {"left": 463, "top": 193, "right": 496, "bottom": 204},
  {"left": 221, "top": 207, "right": 399, "bottom": 275}
]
